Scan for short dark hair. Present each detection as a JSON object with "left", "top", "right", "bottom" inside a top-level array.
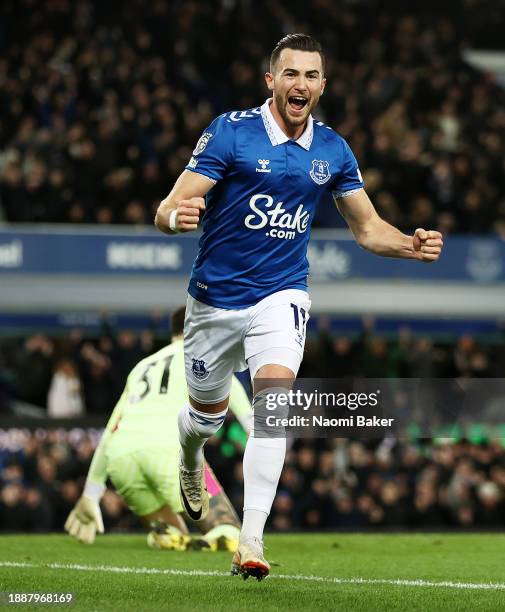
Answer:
[
  {"left": 270, "top": 33, "right": 325, "bottom": 74},
  {"left": 171, "top": 306, "right": 185, "bottom": 337}
]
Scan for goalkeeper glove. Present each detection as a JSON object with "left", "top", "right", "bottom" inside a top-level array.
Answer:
[{"left": 65, "top": 482, "right": 105, "bottom": 544}]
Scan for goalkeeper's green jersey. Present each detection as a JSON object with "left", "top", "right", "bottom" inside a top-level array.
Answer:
[{"left": 87, "top": 338, "right": 251, "bottom": 486}]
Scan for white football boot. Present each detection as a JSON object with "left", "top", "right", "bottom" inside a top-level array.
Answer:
[{"left": 231, "top": 537, "right": 270, "bottom": 581}]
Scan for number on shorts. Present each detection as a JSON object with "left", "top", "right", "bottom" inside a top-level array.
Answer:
[{"left": 290, "top": 303, "right": 307, "bottom": 333}]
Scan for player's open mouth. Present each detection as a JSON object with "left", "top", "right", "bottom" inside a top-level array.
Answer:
[{"left": 288, "top": 96, "right": 308, "bottom": 113}]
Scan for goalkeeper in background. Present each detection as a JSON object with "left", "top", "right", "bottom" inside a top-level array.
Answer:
[{"left": 65, "top": 307, "right": 251, "bottom": 551}]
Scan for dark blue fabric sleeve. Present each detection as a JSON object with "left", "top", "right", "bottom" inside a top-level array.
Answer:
[{"left": 331, "top": 138, "right": 365, "bottom": 197}]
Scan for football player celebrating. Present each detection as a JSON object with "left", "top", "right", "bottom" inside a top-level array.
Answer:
[{"left": 155, "top": 34, "right": 443, "bottom": 579}]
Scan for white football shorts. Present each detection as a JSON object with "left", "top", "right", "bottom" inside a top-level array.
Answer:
[{"left": 184, "top": 289, "right": 311, "bottom": 404}]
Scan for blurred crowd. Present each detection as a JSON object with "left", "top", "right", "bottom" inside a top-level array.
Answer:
[
  {"left": 0, "top": 323, "right": 163, "bottom": 416},
  {"left": 0, "top": 430, "right": 139, "bottom": 532},
  {"left": 1, "top": 0, "right": 505, "bottom": 233},
  {"left": 1, "top": 429, "right": 504, "bottom": 532},
  {"left": 1, "top": 316, "right": 504, "bottom": 416},
  {"left": 267, "top": 438, "right": 505, "bottom": 530}
]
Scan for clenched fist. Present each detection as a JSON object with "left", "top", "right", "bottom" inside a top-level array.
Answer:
[
  {"left": 413, "top": 228, "right": 444, "bottom": 263},
  {"left": 173, "top": 197, "right": 206, "bottom": 232}
]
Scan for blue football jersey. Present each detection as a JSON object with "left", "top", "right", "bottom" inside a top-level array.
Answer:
[{"left": 185, "top": 99, "right": 364, "bottom": 309}]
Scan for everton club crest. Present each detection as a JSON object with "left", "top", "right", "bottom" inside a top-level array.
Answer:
[
  {"left": 309, "top": 160, "right": 331, "bottom": 185},
  {"left": 191, "top": 358, "right": 210, "bottom": 381}
]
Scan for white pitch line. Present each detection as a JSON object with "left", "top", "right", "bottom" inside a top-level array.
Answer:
[{"left": 1, "top": 561, "right": 504, "bottom": 592}]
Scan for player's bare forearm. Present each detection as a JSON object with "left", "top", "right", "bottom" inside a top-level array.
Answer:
[
  {"left": 335, "top": 190, "right": 443, "bottom": 263},
  {"left": 154, "top": 170, "right": 213, "bottom": 234},
  {"left": 355, "top": 217, "right": 418, "bottom": 259}
]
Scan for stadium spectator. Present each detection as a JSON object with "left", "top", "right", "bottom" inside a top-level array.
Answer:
[
  {"left": 13, "top": 334, "right": 54, "bottom": 409},
  {"left": 0, "top": 483, "right": 27, "bottom": 531},
  {"left": 24, "top": 487, "right": 53, "bottom": 532},
  {"left": 47, "top": 358, "right": 85, "bottom": 418}
]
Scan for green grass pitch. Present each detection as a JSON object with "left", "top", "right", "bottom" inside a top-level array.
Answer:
[{"left": 0, "top": 534, "right": 504, "bottom": 611}]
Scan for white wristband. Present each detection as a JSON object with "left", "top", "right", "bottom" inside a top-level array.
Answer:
[{"left": 169, "top": 209, "right": 179, "bottom": 232}]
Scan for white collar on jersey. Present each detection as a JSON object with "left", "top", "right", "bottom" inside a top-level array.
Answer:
[{"left": 260, "top": 98, "right": 314, "bottom": 150}]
